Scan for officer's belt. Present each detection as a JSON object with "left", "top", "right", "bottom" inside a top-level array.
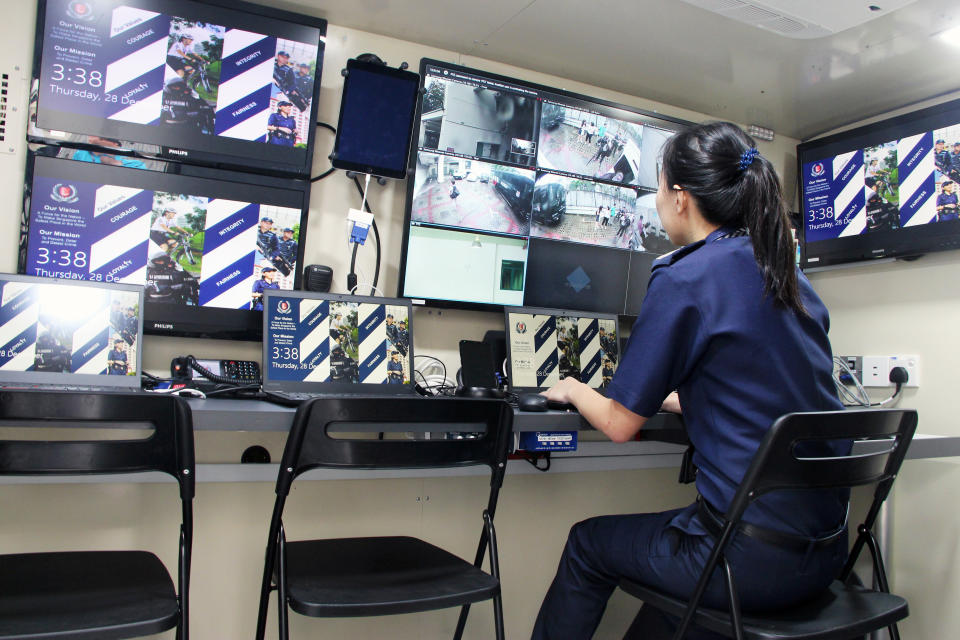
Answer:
[{"left": 696, "top": 496, "right": 845, "bottom": 553}]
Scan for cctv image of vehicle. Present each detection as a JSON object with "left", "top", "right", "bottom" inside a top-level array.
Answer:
[
  {"left": 492, "top": 168, "right": 534, "bottom": 221},
  {"left": 532, "top": 181, "right": 566, "bottom": 225}
]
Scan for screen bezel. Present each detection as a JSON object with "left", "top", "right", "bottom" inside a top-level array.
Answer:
[
  {"left": 797, "top": 97, "right": 960, "bottom": 271},
  {"left": 0, "top": 273, "right": 144, "bottom": 390},
  {"left": 261, "top": 290, "right": 416, "bottom": 396},
  {"left": 20, "top": 148, "right": 311, "bottom": 341},
  {"left": 397, "top": 57, "right": 692, "bottom": 314},
  {"left": 502, "top": 305, "right": 620, "bottom": 394},
  {"left": 29, "top": 0, "right": 327, "bottom": 178},
  {"left": 329, "top": 58, "right": 421, "bottom": 179}
]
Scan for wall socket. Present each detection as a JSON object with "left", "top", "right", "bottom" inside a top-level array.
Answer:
[{"left": 861, "top": 355, "right": 920, "bottom": 388}]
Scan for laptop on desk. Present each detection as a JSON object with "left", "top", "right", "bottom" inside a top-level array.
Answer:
[
  {"left": 503, "top": 306, "right": 620, "bottom": 396},
  {"left": 0, "top": 274, "right": 144, "bottom": 392},
  {"left": 261, "top": 290, "right": 416, "bottom": 402}
]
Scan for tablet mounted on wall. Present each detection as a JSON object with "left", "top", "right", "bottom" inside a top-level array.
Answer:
[{"left": 329, "top": 57, "right": 420, "bottom": 180}]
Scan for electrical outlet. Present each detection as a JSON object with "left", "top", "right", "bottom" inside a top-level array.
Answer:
[
  {"left": 835, "top": 355, "right": 862, "bottom": 384},
  {"left": 861, "top": 355, "right": 920, "bottom": 388}
]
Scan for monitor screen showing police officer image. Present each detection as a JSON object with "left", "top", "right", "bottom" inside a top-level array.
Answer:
[
  {"left": 0, "top": 274, "right": 143, "bottom": 391},
  {"left": 504, "top": 306, "right": 619, "bottom": 393},
  {"left": 261, "top": 291, "right": 414, "bottom": 396},
  {"left": 398, "top": 59, "right": 692, "bottom": 314},
  {"left": 798, "top": 96, "right": 960, "bottom": 270},
  {"left": 20, "top": 150, "right": 310, "bottom": 340},
  {"left": 29, "top": 0, "right": 326, "bottom": 177}
]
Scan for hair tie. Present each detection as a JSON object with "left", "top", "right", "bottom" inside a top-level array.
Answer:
[{"left": 738, "top": 148, "right": 760, "bottom": 172}]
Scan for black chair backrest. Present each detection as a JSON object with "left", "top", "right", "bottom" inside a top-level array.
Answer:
[
  {"left": 0, "top": 390, "right": 196, "bottom": 500},
  {"left": 728, "top": 408, "right": 917, "bottom": 522},
  {"left": 276, "top": 397, "right": 514, "bottom": 496}
]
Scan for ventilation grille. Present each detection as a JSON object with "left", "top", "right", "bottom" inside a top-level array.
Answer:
[{"left": 0, "top": 72, "right": 8, "bottom": 144}]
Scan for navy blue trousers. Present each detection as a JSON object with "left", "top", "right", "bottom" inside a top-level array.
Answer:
[{"left": 531, "top": 504, "right": 846, "bottom": 639}]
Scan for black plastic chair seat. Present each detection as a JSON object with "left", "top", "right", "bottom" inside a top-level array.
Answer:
[
  {"left": 284, "top": 536, "right": 500, "bottom": 617},
  {"left": 0, "top": 550, "right": 178, "bottom": 640},
  {"left": 619, "top": 578, "right": 909, "bottom": 640}
]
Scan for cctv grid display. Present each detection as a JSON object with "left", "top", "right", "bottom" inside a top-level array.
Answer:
[
  {"left": 0, "top": 275, "right": 142, "bottom": 389},
  {"left": 399, "top": 59, "right": 690, "bottom": 315},
  {"left": 799, "top": 97, "right": 960, "bottom": 269},
  {"left": 31, "top": 0, "right": 326, "bottom": 177},
  {"left": 263, "top": 292, "right": 412, "bottom": 388},
  {"left": 21, "top": 153, "right": 308, "bottom": 339},
  {"left": 505, "top": 307, "right": 618, "bottom": 392}
]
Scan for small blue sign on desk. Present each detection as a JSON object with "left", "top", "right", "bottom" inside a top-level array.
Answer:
[{"left": 519, "top": 431, "right": 578, "bottom": 452}]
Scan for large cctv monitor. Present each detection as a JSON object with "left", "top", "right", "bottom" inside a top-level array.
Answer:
[{"left": 397, "top": 58, "right": 691, "bottom": 315}]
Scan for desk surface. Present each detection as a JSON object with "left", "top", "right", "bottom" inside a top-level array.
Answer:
[
  {"left": 184, "top": 397, "right": 689, "bottom": 441},
  {"left": 3, "top": 397, "right": 959, "bottom": 485}
]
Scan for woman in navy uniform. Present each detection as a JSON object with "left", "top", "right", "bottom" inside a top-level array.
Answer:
[
  {"left": 267, "top": 102, "right": 297, "bottom": 146},
  {"left": 107, "top": 339, "right": 128, "bottom": 375},
  {"left": 531, "top": 122, "right": 846, "bottom": 639}
]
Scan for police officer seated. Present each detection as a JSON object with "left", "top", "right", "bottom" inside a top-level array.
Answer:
[{"left": 531, "top": 122, "right": 849, "bottom": 640}]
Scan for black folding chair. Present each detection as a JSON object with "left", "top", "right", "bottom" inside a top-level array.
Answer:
[
  {"left": 254, "top": 396, "right": 514, "bottom": 640},
  {"left": 0, "top": 390, "right": 195, "bottom": 640},
  {"left": 619, "top": 408, "right": 917, "bottom": 639}
]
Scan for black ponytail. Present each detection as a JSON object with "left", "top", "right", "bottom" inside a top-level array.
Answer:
[{"left": 660, "top": 121, "right": 804, "bottom": 313}]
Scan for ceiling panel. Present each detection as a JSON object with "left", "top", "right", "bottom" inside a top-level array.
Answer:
[{"left": 271, "top": 0, "right": 960, "bottom": 140}]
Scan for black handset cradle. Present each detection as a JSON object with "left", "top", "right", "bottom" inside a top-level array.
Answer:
[{"left": 171, "top": 356, "right": 261, "bottom": 392}]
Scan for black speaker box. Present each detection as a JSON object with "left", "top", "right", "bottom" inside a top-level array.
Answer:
[{"left": 303, "top": 264, "right": 333, "bottom": 292}]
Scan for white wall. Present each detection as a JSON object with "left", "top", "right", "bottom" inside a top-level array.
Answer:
[{"left": 3, "top": 2, "right": 953, "bottom": 639}]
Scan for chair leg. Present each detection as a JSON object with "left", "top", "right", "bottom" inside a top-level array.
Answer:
[
  {"left": 493, "top": 593, "right": 505, "bottom": 640},
  {"left": 861, "top": 527, "right": 900, "bottom": 640},
  {"left": 673, "top": 523, "right": 738, "bottom": 640},
  {"left": 256, "top": 504, "right": 286, "bottom": 640},
  {"left": 256, "top": 539, "right": 278, "bottom": 640},
  {"left": 277, "top": 525, "right": 289, "bottom": 640},
  {"left": 453, "top": 604, "right": 471, "bottom": 640},
  {"left": 721, "top": 558, "right": 744, "bottom": 640}
]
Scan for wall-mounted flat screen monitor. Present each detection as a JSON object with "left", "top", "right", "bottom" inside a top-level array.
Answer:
[
  {"left": 397, "top": 58, "right": 691, "bottom": 315},
  {"left": 20, "top": 148, "right": 310, "bottom": 340},
  {"left": 30, "top": 0, "right": 326, "bottom": 177},
  {"left": 798, "top": 97, "right": 960, "bottom": 270}
]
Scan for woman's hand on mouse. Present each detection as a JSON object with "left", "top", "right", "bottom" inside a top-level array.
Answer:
[{"left": 542, "top": 377, "right": 584, "bottom": 405}]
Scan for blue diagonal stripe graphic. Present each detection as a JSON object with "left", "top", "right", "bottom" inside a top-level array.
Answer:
[
  {"left": 534, "top": 316, "right": 556, "bottom": 352},
  {"left": 358, "top": 340, "right": 387, "bottom": 382},
  {"left": 537, "top": 350, "right": 558, "bottom": 387},
  {"left": 579, "top": 319, "right": 598, "bottom": 354},
  {"left": 358, "top": 306, "right": 385, "bottom": 343}
]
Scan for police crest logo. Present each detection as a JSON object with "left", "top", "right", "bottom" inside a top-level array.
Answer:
[
  {"left": 50, "top": 183, "right": 79, "bottom": 204},
  {"left": 811, "top": 162, "right": 825, "bottom": 177},
  {"left": 66, "top": 1, "right": 95, "bottom": 20},
  {"left": 515, "top": 321, "right": 527, "bottom": 334},
  {"left": 276, "top": 300, "right": 292, "bottom": 314}
]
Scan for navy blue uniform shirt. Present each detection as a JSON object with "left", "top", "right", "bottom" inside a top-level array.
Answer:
[{"left": 607, "top": 228, "right": 845, "bottom": 537}]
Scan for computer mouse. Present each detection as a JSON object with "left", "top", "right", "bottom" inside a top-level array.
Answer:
[
  {"left": 517, "top": 393, "right": 549, "bottom": 412},
  {"left": 455, "top": 386, "right": 506, "bottom": 399}
]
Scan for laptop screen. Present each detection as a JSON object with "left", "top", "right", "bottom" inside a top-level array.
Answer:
[
  {"left": 504, "top": 306, "right": 619, "bottom": 393},
  {"left": 0, "top": 274, "right": 143, "bottom": 390},
  {"left": 262, "top": 290, "right": 414, "bottom": 395}
]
